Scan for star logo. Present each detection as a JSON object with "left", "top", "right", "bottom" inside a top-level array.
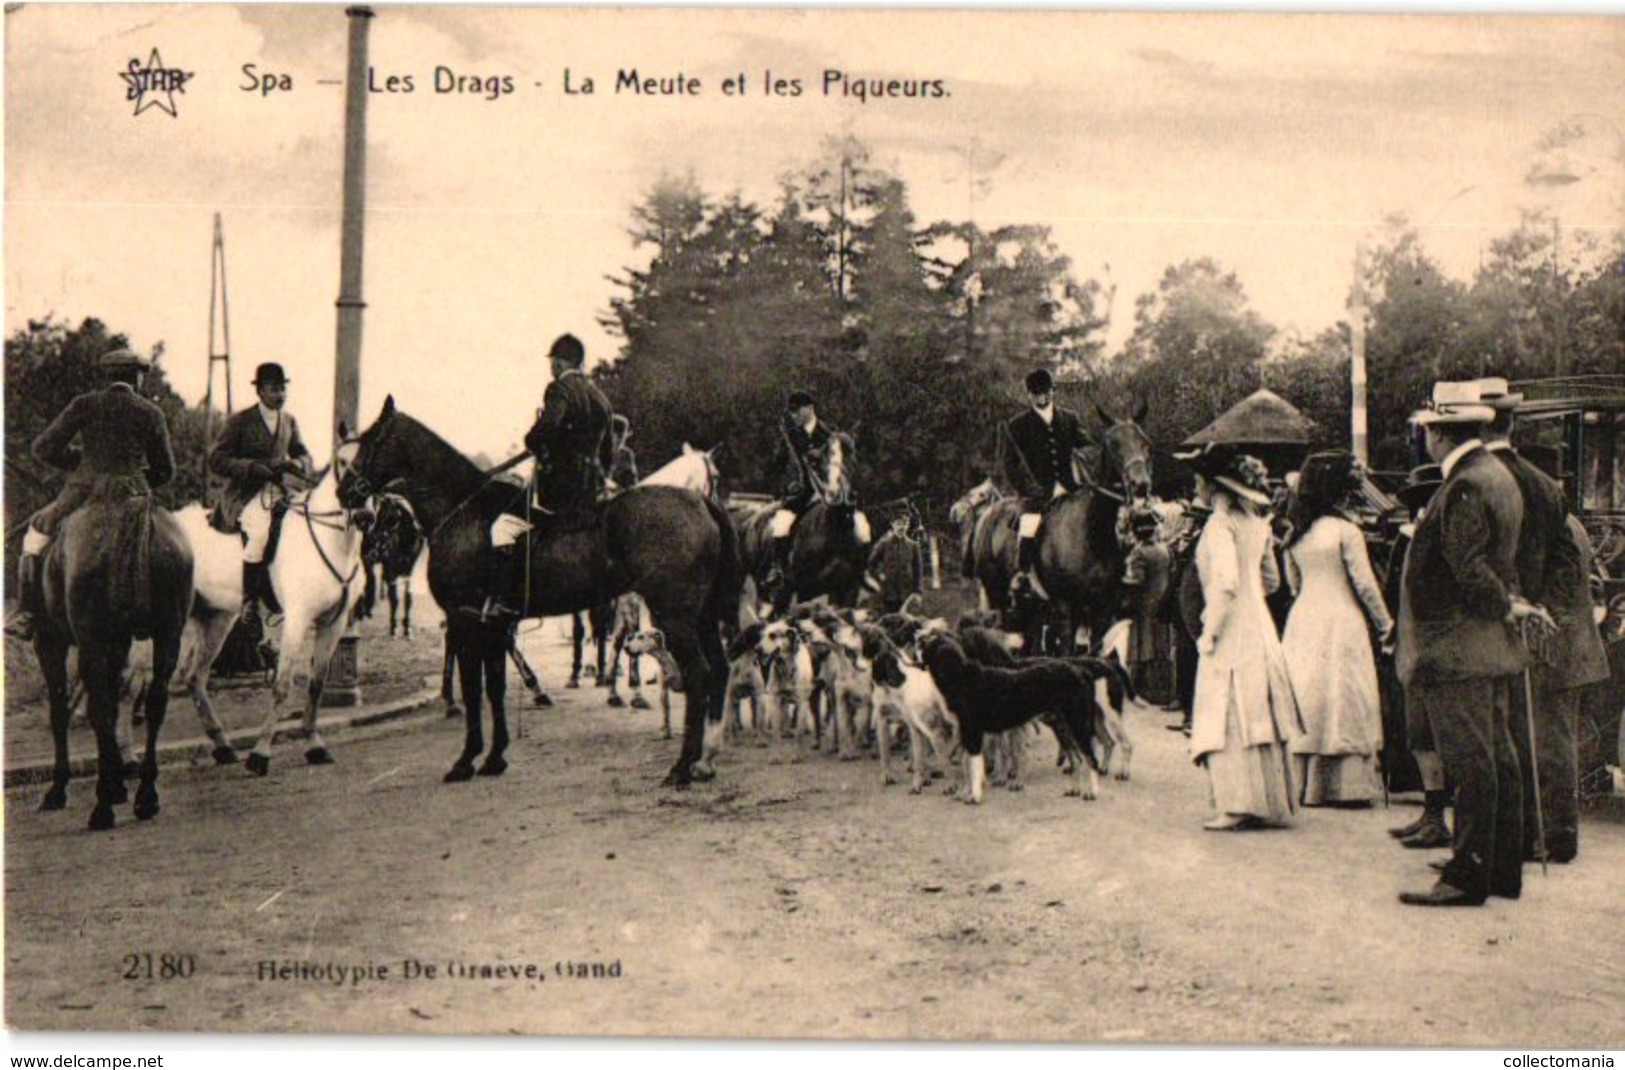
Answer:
[{"left": 120, "top": 49, "right": 193, "bottom": 118}]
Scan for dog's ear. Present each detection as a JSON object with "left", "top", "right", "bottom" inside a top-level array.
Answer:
[{"left": 728, "top": 622, "right": 762, "bottom": 660}]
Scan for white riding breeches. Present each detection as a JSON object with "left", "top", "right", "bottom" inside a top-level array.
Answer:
[
  {"left": 241, "top": 496, "right": 275, "bottom": 563},
  {"left": 774, "top": 508, "right": 871, "bottom": 543},
  {"left": 21, "top": 527, "right": 48, "bottom": 556},
  {"left": 1019, "top": 513, "right": 1043, "bottom": 539},
  {"left": 491, "top": 513, "right": 533, "bottom": 549}
]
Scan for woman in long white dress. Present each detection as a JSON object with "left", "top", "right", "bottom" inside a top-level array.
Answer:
[
  {"left": 1189, "top": 452, "right": 1304, "bottom": 830},
  {"left": 1281, "top": 451, "right": 1394, "bottom": 807}
]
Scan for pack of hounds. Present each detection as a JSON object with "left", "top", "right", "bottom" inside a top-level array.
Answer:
[{"left": 622, "top": 595, "right": 1138, "bottom": 805}]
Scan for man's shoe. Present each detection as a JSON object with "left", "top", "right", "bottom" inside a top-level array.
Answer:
[
  {"left": 1389, "top": 814, "right": 1430, "bottom": 839},
  {"left": 1398, "top": 881, "right": 1484, "bottom": 908},
  {"left": 1488, "top": 882, "right": 1522, "bottom": 900},
  {"left": 1400, "top": 821, "right": 1452, "bottom": 849}
]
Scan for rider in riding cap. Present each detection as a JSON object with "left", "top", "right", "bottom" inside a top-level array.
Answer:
[
  {"left": 765, "top": 389, "right": 829, "bottom": 602},
  {"left": 479, "top": 333, "right": 614, "bottom": 621},
  {"left": 208, "top": 361, "right": 312, "bottom": 633},
  {"left": 1002, "top": 366, "right": 1092, "bottom": 600},
  {"left": 606, "top": 413, "right": 639, "bottom": 493},
  {"left": 6, "top": 349, "right": 176, "bottom": 641}
]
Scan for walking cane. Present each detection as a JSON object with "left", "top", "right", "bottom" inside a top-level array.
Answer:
[{"left": 1519, "top": 612, "right": 1556, "bottom": 877}]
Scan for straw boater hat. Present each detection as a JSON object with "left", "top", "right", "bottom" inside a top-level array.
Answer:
[
  {"left": 1409, "top": 379, "right": 1495, "bottom": 427},
  {"left": 1476, "top": 376, "right": 1525, "bottom": 411}
]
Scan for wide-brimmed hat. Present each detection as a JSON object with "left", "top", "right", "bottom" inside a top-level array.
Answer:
[
  {"left": 1214, "top": 454, "right": 1273, "bottom": 507},
  {"left": 547, "top": 333, "right": 585, "bottom": 366},
  {"left": 1396, "top": 463, "right": 1444, "bottom": 512},
  {"left": 1024, "top": 368, "right": 1054, "bottom": 394},
  {"left": 251, "top": 362, "right": 288, "bottom": 387},
  {"left": 1476, "top": 376, "right": 1525, "bottom": 410},
  {"left": 1410, "top": 380, "right": 1495, "bottom": 426},
  {"left": 100, "top": 348, "right": 150, "bottom": 371}
]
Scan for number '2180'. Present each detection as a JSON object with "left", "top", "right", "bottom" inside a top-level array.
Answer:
[{"left": 121, "top": 953, "right": 195, "bottom": 980}]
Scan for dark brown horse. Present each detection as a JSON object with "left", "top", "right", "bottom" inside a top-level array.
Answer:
[
  {"left": 336, "top": 398, "right": 742, "bottom": 787},
  {"left": 734, "top": 429, "right": 867, "bottom": 611},
  {"left": 34, "top": 493, "right": 193, "bottom": 829},
  {"left": 963, "top": 402, "right": 1154, "bottom": 653}
]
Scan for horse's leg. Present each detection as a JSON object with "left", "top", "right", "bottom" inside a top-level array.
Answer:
[
  {"left": 246, "top": 616, "right": 308, "bottom": 776},
  {"left": 568, "top": 612, "right": 585, "bottom": 687},
  {"left": 696, "top": 622, "right": 728, "bottom": 772},
  {"left": 83, "top": 643, "right": 129, "bottom": 831},
  {"left": 442, "top": 636, "right": 462, "bottom": 719},
  {"left": 402, "top": 582, "right": 412, "bottom": 639},
  {"left": 387, "top": 578, "right": 400, "bottom": 637},
  {"left": 506, "top": 635, "right": 551, "bottom": 707},
  {"left": 446, "top": 616, "right": 485, "bottom": 783},
  {"left": 659, "top": 622, "right": 713, "bottom": 788},
  {"left": 477, "top": 625, "right": 509, "bottom": 777},
  {"left": 133, "top": 626, "right": 183, "bottom": 821},
  {"left": 184, "top": 612, "right": 240, "bottom": 765},
  {"left": 37, "top": 632, "right": 74, "bottom": 811},
  {"left": 299, "top": 609, "right": 350, "bottom": 767},
  {"left": 605, "top": 620, "right": 626, "bottom": 708}
]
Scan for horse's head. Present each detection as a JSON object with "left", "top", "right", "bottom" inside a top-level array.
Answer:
[
  {"left": 949, "top": 478, "right": 1001, "bottom": 528},
  {"left": 337, "top": 395, "right": 409, "bottom": 510},
  {"left": 1094, "top": 399, "right": 1153, "bottom": 507},
  {"left": 679, "top": 442, "right": 723, "bottom": 503},
  {"left": 816, "top": 430, "right": 857, "bottom": 507}
]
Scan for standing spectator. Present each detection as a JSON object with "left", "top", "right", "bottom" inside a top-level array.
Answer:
[
  {"left": 1281, "top": 451, "right": 1395, "bottom": 807},
  {"left": 1121, "top": 508, "right": 1172, "bottom": 695},
  {"left": 1396, "top": 381, "right": 1544, "bottom": 908},
  {"left": 864, "top": 513, "right": 924, "bottom": 615},
  {"left": 1189, "top": 450, "right": 1304, "bottom": 831},
  {"left": 1381, "top": 464, "right": 1447, "bottom": 830}
]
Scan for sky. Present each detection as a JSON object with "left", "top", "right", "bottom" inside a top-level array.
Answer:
[{"left": 6, "top": 4, "right": 1624, "bottom": 462}]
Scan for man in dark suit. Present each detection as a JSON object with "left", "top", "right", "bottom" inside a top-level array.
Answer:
[
  {"left": 1396, "top": 380, "right": 1545, "bottom": 907},
  {"left": 208, "top": 361, "right": 312, "bottom": 627},
  {"left": 6, "top": 349, "right": 176, "bottom": 640},
  {"left": 1480, "top": 378, "right": 1608, "bottom": 863},
  {"left": 864, "top": 513, "right": 924, "bottom": 615},
  {"left": 1001, "top": 367, "right": 1091, "bottom": 599},
  {"left": 766, "top": 389, "right": 833, "bottom": 600}
]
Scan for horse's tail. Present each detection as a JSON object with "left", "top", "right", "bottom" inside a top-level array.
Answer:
[{"left": 703, "top": 494, "right": 746, "bottom": 637}]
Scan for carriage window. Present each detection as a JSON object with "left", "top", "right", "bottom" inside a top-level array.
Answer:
[{"left": 1580, "top": 414, "right": 1623, "bottom": 513}]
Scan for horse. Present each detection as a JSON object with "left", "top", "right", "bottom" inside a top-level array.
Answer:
[
  {"left": 359, "top": 492, "right": 422, "bottom": 638},
  {"left": 640, "top": 442, "right": 722, "bottom": 503},
  {"left": 734, "top": 429, "right": 867, "bottom": 612},
  {"left": 33, "top": 490, "right": 193, "bottom": 830},
  {"left": 335, "top": 397, "right": 743, "bottom": 787},
  {"left": 962, "top": 401, "right": 1155, "bottom": 653},
  {"left": 950, "top": 478, "right": 1011, "bottom": 614},
  {"left": 172, "top": 459, "right": 366, "bottom": 777}
]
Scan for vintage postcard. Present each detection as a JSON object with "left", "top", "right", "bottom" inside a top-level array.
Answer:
[{"left": 4, "top": 3, "right": 1623, "bottom": 1049}]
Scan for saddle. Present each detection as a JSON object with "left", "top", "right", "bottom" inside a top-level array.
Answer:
[{"left": 211, "top": 498, "right": 290, "bottom": 566}]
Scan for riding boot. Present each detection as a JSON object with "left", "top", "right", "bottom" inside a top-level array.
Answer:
[
  {"left": 4, "top": 554, "right": 41, "bottom": 641},
  {"left": 479, "top": 546, "right": 524, "bottom": 623},
  {"left": 766, "top": 535, "right": 794, "bottom": 614},
  {"left": 1012, "top": 536, "right": 1048, "bottom": 601}
]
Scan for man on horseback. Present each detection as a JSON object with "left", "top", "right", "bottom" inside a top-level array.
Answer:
[
  {"left": 1002, "top": 367, "right": 1091, "bottom": 600},
  {"left": 208, "top": 361, "right": 312, "bottom": 632},
  {"left": 6, "top": 349, "right": 176, "bottom": 641},
  {"left": 479, "top": 333, "right": 613, "bottom": 621}
]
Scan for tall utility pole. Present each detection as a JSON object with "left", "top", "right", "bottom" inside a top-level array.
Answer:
[
  {"left": 202, "top": 213, "right": 234, "bottom": 491},
  {"left": 1349, "top": 241, "right": 1369, "bottom": 464},
  {"left": 333, "top": 5, "right": 373, "bottom": 438}
]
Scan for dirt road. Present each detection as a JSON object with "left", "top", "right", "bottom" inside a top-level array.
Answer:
[{"left": 5, "top": 623, "right": 1623, "bottom": 1044}]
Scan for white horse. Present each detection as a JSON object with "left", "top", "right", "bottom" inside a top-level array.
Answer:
[
  {"left": 639, "top": 443, "right": 721, "bottom": 501},
  {"left": 173, "top": 457, "right": 365, "bottom": 776}
]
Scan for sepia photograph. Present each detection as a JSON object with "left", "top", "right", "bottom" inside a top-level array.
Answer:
[{"left": 3, "top": 2, "right": 1623, "bottom": 1048}]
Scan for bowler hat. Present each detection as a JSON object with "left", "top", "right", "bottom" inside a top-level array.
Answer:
[
  {"left": 548, "top": 334, "right": 586, "bottom": 366},
  {"left": 1396, "top": 464, "right": 1444, "bottom": 512},
  {"left": 252, "top": 362, "right": 289, "bottom": 387},
  {"left": 100, "top": 348, "right": 150, "bottom": 371},
  {"left": 787, "top": 390, "right": 815, "bottom": 410},
  {"left": 1024, "top": 368, "right": 1054, "bottom": 394}
]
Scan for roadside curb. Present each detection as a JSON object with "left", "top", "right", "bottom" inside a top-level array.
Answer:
[{"left": 3, "top": 683, "right": 444, "bottom": 789}]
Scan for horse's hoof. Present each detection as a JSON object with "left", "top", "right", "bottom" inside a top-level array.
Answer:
[
  {"left": 476, "top": 757, "right": 508, "bottom": 777},
  {"left": 40, "top": 786, "right": 67, "bottom": 812},
  {"left": 566, "top": 679, "right": 581, "bottom": 690},
  {"left": 1007, "top": 782, "right": 1025, "bottom": 792},
  {"left": 532, "top": 692, "right": 553, "bottom": 708},
  {"left": 305, "top": 746, "right": 336, "bottom": 766},
  {"left": 444, "top": 764, "right": 475, "bottom": 784},
  {"left": 630, "top": 695, "right": 652, "bottom": 711},
  {"left": 607, "top": 694, "right": 626, "bottom": 709},
  {"left": 690, "top": 761, "right": 716, "bottom": 782},
  {"left": 112, "top": 781, "right": 130, "bottom": 805},
  {"left": 88, "top": 806, "right": 116, "bottom": 832},
  {"left": 134, "top": 790, "right": 160, "bottom": 821},
  {"left": 244, "top": 753, "right": 270, "bottom": 778},
  {"left": 212, "top": 745, "right": 240, "bottom": 766},
  {"left": 445, "top": 704, "right": 463, "bottom": 719}
]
